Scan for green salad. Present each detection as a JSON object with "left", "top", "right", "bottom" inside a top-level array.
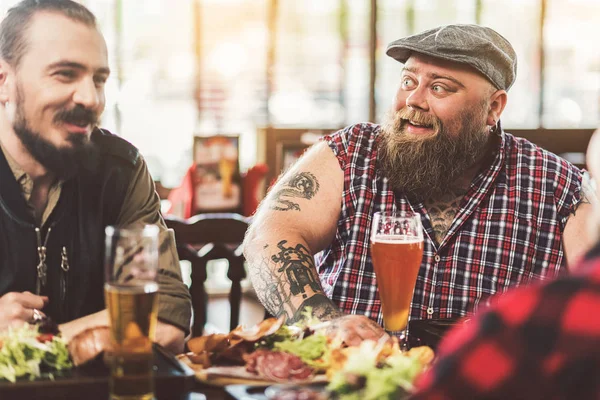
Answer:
[
  {"left": 0, "top": 324, "right": 72, "bottom": 382},
  {"left": 252, "top": 308, "right": 428, "bottom": 398},
  {"left": 254, "top": 307, "right": 332, "bottom": 370},
  {"left": 327, "top": 340, "right": 426, "bottom": 400}
]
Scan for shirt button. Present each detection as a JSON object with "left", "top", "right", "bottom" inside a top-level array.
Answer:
[
  {"left": 434, "top": 255, "right": 441, "bottom": 262},
  {"left": 427, "top": 307, "right": 434, "bottom": 315}
]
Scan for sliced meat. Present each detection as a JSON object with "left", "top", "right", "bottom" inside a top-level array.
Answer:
[{"left": 244, "top": 349, "right": 313, "bottom": 382}]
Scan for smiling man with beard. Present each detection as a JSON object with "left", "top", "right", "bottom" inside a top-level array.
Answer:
[
  {"left": 244, "top": 24, "right": 594, "bottom": 345},
  {"left": 0, "top": 0, "right": 191, "bottom": 353}
]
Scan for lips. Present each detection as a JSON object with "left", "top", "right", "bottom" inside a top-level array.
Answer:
[
  {"left": 54, "top": 105, "right": 97, "bottom": 134},
  {"left": 62, "top": 121, "right": 91, "bottom": 135},
  {"left": 407, "top": 120, "right": 433, "bottom": 128},
  {"left": 402, "top": 118, "right": 435, "bottom": 135}
]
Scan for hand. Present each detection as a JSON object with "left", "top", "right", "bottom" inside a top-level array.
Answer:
[
  {"left": 323, "top": 314, "right": 390, "bottom": 347},
  {"left": 0, "top": 291, "right": 48, "bottom": 332},
  {"left": 59, "top": 309, "right": 185, "bottom": 354},
  {"left": 155, "top": 323, "right": 185, "bottom": 354}
]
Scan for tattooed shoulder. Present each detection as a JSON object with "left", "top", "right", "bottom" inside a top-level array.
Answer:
[{"left": 270, "top": 171, "right": 320, "bottom": 212}]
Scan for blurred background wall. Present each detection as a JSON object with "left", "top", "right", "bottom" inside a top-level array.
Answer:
[{"left": 1, "top": 0, "right": 598, "bottom": 187}]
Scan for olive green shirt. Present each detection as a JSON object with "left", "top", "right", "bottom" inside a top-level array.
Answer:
[{"left": 0, "top": 143, "right": 192, "bottom": 333}]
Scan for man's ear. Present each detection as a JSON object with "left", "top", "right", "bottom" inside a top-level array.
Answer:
[
  {"left": 0, "top": 60, "right": 12, "bottom": 104},
  {"left": 486, "top": 89, "right": 507, "bottom": 126}
]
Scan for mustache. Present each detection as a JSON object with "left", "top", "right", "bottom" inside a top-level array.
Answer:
[
  {"left": 386, "top": 108, "right": 443, "bottom": 136},
  {"left": 53, "top": 105, "right": 98, "bottom": 127}
]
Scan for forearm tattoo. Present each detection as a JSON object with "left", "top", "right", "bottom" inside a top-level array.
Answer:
[
  {"left": 270, "top": 172, "right": 320, "bottom": 211},
  {"left": 292, "top": 294, "right": 343, "bottom": 322},
  {"left": 249, "top": 240, "right": 340, "bottom": 323}
]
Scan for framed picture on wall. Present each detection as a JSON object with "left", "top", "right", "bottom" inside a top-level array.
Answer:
[
  {"left": 256, "top": 127, "right": 339, "bottom": 185},
  {"left": 192, "top": 135, "right": 242, "bottom": 213},
  {"left": 276, "top": 140, "right": 310, "bottom": 174}
]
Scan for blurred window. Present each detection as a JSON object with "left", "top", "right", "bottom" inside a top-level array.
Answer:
[
  {"left": 271, "top": 0, "right": 345, "bottom": 128},
  {"left": 543, "top": 0, "right": 600, "bottom": 128},
  {"left": 197, "top": 0, "right": 268, "bottom": 173},
  {"left": 480, "top": 0, "right": 542, "bottom": 128},
  {"left": 0, "top": 0, "right": 597, "bottom": 184},
  {"left": 345, "top": 0, "right": 371, "bottom": 123}
]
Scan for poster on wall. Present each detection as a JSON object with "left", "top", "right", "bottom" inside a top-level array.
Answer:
[
  {"left": 276, "top": 140, "right": 310, "bottom": 173},
  {"left": 193, "top": 135, "right": 241, "bottom": 213}
]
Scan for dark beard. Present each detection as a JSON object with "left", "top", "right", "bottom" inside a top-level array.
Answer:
[
  {"left": 378, "top": 104, "right": 491, "bottom": 201},
  {"left": 13, "top": 99, "right": 99, "bottom": 180}
]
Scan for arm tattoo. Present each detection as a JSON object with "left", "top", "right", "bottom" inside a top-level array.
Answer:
[
  {"left": 270, "top": 172, "right": 320, "bottom": 212},
  {"left": 249, "top": 252, "right": 297, "bottom": 320},
  {"left": 292, "top": 294, "right": 343, "bottom": 323},
  {"left": 271, "top": 240, "right": 321, "bottom": 299},
  {"left": 249, "top": 240, "right": 341, "bottom": 323}
]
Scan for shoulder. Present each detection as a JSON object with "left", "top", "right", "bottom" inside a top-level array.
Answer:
[
  {"left": 91, "top": 128, "right": 141, "bottom": 169},
  {"left": 326, "top": 123, "right": 381, "bottom": 146},
  {"left": 324, "top": 123, "right": 381, "bottom": 167},
  {"left": 503, "top": 132, "right": 580, "bottom": 176},
  {"left": 503, "top": 132, "right": 582, "bottom": 199}
]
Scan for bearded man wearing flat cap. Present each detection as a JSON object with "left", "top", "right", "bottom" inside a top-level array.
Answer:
[{"left": 244, "top": 24, "right": 594, "bottom": 343}]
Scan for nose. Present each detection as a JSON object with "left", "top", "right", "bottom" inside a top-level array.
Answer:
[
  {"left": 405, "top": 85, "right": 429, "bottom": 111},
  {"left": 72, "top": 77, "right": 101, "bottom": 110}
]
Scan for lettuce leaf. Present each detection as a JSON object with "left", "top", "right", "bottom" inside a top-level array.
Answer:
[
  {"left": 274, "top": 333, "right": 330, "bottom": 369},
  {"left": 327, "top": 341, "right": 426, "bottom": 400},
  {"left": 0, "top": 325, "right": 73, "bottom": 382}
]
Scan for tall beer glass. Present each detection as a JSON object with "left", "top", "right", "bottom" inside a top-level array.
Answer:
[
  {"left": 105, "top": 225, "right": 159, "bottom": 400},
  {"left": 370, "top": 212, "right": 424, "bottom": 333}
]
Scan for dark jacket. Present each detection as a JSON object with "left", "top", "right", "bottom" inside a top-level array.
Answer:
[{"left": 0, "top": 129, "right": 138, "bottom": 323}]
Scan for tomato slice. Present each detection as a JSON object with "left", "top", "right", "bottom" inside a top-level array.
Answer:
[{"left": 37, "top": 333, "right": 55, "bottom": 343}]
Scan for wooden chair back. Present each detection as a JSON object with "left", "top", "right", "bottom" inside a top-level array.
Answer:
[{"left": 165, "top": 213, "right": 250, "bottom": 336}]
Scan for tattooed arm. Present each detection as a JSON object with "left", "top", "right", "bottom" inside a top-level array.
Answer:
[
  {"left": 244, "top": 143, "right": 388, "bottom": 344},
  {"left": 244, "top": 143, "right": 343, "bottom": 322}
]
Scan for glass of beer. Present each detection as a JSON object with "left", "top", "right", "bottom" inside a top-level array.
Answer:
[
  {"left": 370, "top": 212, "right": 424, "bottom": 335},
  {"left": 104, "top": 225, "right": 159, "bottom": 400}
]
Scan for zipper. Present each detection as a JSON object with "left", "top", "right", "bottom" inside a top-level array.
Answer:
[
  {"left": 60, "top": 246, "right": 70, "bottom": 305},
  {"left": 35, "top": 227, "right": 71, "bottom": 315},
  {"left": 34, "top": 227, "right": 51, "bottom": 295}
]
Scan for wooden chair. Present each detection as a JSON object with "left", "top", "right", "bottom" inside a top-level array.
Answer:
[{"left": 165, "top": 213, "right": 250, "bottom": 336}]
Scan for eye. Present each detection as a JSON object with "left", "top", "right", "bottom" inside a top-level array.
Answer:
[
  {"left": 56, "top": 70, "right": 76, "bottom": 79},
  {"left": 432, "top": 84, "right": 446, "bottom": 93},
  {"left": 401, "top": 77, "right": 415, "bottom": 89},
  {"left": 94, "top": 75, "right": 108, "bottom": 87}
]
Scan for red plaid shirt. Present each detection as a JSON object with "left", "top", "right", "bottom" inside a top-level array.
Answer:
[
  {"left": 316, "top": 123, "right": 583, "bottom": 325},
  {"left": 413, "top": 244, "right": 600, "bottom": 400}
]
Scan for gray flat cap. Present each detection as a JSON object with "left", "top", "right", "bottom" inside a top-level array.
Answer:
[{"left": 386, "top": 24, "right": 517, "bottom": 91}]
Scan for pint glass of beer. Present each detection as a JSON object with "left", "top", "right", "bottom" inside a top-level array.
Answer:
[
  {"left": 370, "top": 212, "right": 424, "bottom": 333},
  {"left": 104, "top": 225, "right": 159, "bottom": 400}
]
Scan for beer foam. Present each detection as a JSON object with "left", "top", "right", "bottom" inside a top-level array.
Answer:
[{"left": 371, "top": 235, "right": 423, "bottom": 244}]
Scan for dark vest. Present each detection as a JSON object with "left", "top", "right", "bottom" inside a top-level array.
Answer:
[{"left": 0, "top": 129, "right": 139, "bottom": 323}]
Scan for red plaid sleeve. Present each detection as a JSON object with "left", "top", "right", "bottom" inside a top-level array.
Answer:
[
  {"left": 324, "top": 125, "right": 352, "bottom": 170},
  {"left": 412, "top": 256, "right": 600, "bottom": 400}
]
